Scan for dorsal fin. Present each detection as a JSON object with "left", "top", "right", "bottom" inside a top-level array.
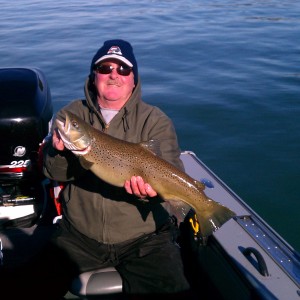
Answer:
[{"left": 139, "top": 139, "right": 162, "bottom": 156}]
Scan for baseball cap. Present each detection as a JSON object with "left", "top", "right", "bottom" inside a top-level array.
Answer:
[{"left": 91, "top": 39, "right": 138, "bottom": 84}]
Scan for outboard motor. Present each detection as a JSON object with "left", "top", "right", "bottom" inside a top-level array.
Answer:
[
  {"left": 0, "top": 68, "right": 123, "bottom": 298},
  {"left": 0, "top": 68, "right": 53, "bottom": 228}
]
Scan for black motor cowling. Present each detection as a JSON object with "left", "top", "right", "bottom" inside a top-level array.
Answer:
[{"left": 0, "top": 68, "right": 53, "bottom": 227}]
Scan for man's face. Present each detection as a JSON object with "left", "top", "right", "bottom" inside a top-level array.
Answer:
[{"left": 94, "top": 60, "right": 135, "bottom": 109}]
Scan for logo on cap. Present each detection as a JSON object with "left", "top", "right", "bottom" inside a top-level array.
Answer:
[{"left": 107, "top": 46, "right": 123, "bottom": 56}]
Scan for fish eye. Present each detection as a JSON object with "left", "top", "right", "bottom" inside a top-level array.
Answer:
[{"left": 72, "top": 120, "right": 79, "bottom": 128}]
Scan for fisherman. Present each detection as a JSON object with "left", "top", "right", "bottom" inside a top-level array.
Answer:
[
  {"left": 36, "top": 39, "right": 193, "bottom": 299},
  {"left": 0, "top": 40, "right": 195, "bottom": 300}
]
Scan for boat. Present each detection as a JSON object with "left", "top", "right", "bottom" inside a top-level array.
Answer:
[{"left": 0, "top": 68, "right": 299, "bottom": 300}]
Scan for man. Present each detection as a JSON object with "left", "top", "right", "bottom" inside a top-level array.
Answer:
[{"left": 43, "top": 39, "right": 192, "bottom": 299}]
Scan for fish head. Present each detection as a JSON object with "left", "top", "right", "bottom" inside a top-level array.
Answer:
[{"left": 55, "top": 111, "right": 92, "bottom": 155}]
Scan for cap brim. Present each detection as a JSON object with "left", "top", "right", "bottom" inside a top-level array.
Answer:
[{"left": 94, "top": 54, "right": 133, "bottom": 67}]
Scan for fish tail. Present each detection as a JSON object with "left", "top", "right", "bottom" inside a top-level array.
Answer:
[{"left": 196, "top": 200, "right": 236, "bottom": 238}]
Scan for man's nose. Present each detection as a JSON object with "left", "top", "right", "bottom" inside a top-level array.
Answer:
[{"left": 109, "top": 68, "right": 118, "bottom": 78}]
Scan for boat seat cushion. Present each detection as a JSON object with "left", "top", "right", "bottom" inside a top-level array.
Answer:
[{"left": 69, "top": 267, "right": 122, "bottom": 296}]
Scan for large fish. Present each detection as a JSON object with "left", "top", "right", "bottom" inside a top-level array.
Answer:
[{"left": 56, "top": 110, "right": 236, "bottom": 238}]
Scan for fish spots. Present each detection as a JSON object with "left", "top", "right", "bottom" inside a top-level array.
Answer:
[{"left": 60, "top": 111, "right": 236, "bottom": 237}]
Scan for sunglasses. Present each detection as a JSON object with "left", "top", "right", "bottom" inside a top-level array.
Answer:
[{"left": 94, "top": 64, "right": 132, "bottom": 76}]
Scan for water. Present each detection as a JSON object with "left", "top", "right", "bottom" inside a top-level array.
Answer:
[{"left": 1, "top": 0, "right": 299, "bottom": 252}]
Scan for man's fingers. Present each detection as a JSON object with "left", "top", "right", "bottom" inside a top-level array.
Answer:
[
  {"left": 52, "top": 128, "right": 65, "bottom": 151},
  {"left": 124, "top": 180, "right": 133, "bottom": 194},
  {"left": 135, "top": 176, "right": 147, "bottom": 197},
  {"left": 144, "top": 183, "right": 157, "bottom": 197},
  {"left": 124, "top": 176, "right": 158, "bottom": 198}
]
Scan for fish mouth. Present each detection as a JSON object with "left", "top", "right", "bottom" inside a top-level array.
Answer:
[
  {"left": 71, "top": 146, "right": 91, "bottom": 156},
  {"left": 56, "top": 118, "right": 91, "bottom": 155}
]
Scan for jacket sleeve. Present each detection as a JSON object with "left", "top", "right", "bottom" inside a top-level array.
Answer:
[
  {"left": 42, "top": 137, "right": 89, "bottom": 181},
  {"left": 146, "top": 108, "right": 184, "bottom": 171}
]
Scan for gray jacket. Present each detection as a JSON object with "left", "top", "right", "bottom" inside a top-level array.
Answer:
[{"left": 43, "top": 76, "right": 184, "bottom": 244}]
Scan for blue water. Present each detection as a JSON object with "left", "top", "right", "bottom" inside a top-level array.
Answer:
[{"left": 1, "top": 0, "right": 299, "bottom": 252}]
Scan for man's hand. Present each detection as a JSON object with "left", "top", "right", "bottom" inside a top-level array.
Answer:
[
  {"left": 124, "top": 176, "right": 157, "bottom": 199},
  {"left": 52, "top": 128, "right": 65, "bottom": 151}
]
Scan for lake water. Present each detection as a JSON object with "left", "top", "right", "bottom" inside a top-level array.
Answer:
[{"left": 1, "top": 0, "right": 299, "bottom": 252}]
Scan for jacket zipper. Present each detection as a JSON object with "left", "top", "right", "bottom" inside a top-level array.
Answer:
[{"left": 103, "top": 123, "right": 110, "bottom": 132}]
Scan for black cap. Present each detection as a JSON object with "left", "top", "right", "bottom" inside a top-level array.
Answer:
[{"left": 90, "top": 39, "right": 138, "bottom": 84}]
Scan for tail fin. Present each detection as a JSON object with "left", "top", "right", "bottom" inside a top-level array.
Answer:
[{"left": 196, "top": 200, "right": 236, "bottom": 238}]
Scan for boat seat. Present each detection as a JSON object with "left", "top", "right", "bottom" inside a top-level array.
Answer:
[{"left": 69, "top": 266, "right": 123, "bottom": 298}]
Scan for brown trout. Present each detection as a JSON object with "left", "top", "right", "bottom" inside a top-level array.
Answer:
[{"left": 56, "top": 110, "right": 236, "bottom": 238}]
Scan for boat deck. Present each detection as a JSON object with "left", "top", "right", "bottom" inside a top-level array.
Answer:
[{"left": 0, "top": 151, "right": 299, "bottom": 299}]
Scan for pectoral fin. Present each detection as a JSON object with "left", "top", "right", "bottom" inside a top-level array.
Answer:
[{"left": 79, "top": 156, "right": 94, "bottom": 170}]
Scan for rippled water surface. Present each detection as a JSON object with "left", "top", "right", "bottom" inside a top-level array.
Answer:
[{"left": 1, "top": 0, "right": 300, "bottom": 251}]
